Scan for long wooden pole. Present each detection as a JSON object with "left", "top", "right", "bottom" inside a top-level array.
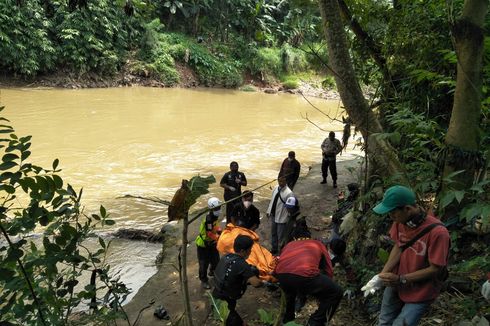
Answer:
[{"left": 180, "top": 213, "right": 194, "bottom": 326}]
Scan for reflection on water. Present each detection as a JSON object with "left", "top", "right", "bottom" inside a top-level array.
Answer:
[{"left": 0, "top": 87, "right": 348, "bottom": 229}]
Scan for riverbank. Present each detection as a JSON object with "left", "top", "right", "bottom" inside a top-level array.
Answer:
[
  {"left": 118, "top": 158, "right": 365, "bottom": 326},
  {"left": 0, "top": 71, "right": 340, "bottom": 100}
]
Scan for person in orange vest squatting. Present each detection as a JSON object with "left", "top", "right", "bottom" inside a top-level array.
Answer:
[
  {"left": 195, "top": 197, "right": 223, "bottom": 289},
  {"left": 213, "top": 235, "right": 264, "bottom": 326},
  {"left": 274, "top": 222, "right": 343, "bottom": 326},
  {"left": 362, "top": 185, "right": 450, "bottom": 326}
]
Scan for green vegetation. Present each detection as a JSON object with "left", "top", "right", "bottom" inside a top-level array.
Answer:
[
  {"left": 0, "top": 0, "right": 330, "bottom": 88},
  {"left": 0, "top": 106, "right": 130, "bottom": 325},
  {"left": 1, "top": 0, "right": 489, "bottom": 324}
]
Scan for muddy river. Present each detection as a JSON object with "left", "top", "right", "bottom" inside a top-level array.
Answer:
[{"left": 0, "top": 87, "right": 350, "bottom": 301}]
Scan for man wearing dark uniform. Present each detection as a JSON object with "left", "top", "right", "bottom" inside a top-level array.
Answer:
[
  {"left": 220, "top": 161, "right": 247, "bottom": 223},
  {"left": 230, "top": 190, "right": 260, "bottom": 230}
]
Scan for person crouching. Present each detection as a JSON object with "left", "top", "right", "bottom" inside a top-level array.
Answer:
[
  {"left": 274, "top": 224, "right": 343, "bottom": 326},
  {"left": 213, "top": 235, "right": 263, "bottom": 326}
]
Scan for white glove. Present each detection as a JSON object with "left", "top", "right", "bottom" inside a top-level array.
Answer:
[
  {"left": 361, "top": 274, "right": 383, "bottom": 297},
  {"left": 343, "top": 289, "right": 354, "bottom": 300},
  {"left": 482, "top": 280, "right": 490, "bottom": 300},
  {"left": 228, "top": 186, "right": 236, "bottom": 192}
]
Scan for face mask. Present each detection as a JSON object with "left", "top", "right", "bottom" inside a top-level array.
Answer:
[
  {"left": 288, "top": 158, "right": 293, "bottom": 162},
  {"left": 213, "top": 210, "right": 221, "bottom": 217},
  {"left": 243, "top": 201, "right": 252, "bottom": 209},
  {"left": 328, "top": 250, "right": 336, "bottom": 261}
]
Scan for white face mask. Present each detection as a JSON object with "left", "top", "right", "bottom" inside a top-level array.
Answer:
[
  {"left": 213, "top": 210, "right": 221, "bottom": 217},
  {"left": 288, "top": 158, "right": 293, "bottom": 162},
  {"left": 328, "top": 250, "right": 336, "bottom": 261},
  {"left": 243, "top": 201, "right": 252, "bottom": 209}
]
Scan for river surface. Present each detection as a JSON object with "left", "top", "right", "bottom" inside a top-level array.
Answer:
[
  {"left": 0, "top": 86, "right": 352, "bottom": 302},
  {"left": 0, "top": 87, "right": 351, "bottom": 227}
]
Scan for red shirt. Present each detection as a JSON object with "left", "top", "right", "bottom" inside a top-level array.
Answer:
[
  {"left": 390, "top": 214, "right": 450, "bottom": 303},
  {"left": 274, "top": 239, "right": 333, "bottom": 278}
]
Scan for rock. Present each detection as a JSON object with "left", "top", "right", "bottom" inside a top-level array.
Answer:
[
  {"left": 161, "top": 221, "right": 179, "bottom": 235},
  {"left": 112, "top": 228, "right": 164, "bottom": 243},
  {"left": 264, "top": 88, "right": 277, "bottom": 94}
]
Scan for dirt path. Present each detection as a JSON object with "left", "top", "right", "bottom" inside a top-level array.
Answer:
[{"left": 119, "top": 158, "right": 366, "bottom": 326}]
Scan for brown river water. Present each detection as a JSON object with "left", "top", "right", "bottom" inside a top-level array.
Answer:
[{"left": 0, "top": 86, "right": 351, "bottom": 301}]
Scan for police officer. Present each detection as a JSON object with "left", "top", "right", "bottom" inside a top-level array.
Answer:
[{"left": 220, "top": 161, "right": 247, "bottom": 223}]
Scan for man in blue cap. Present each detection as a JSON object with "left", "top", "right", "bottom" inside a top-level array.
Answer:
[{"left": 362, "top": 185, "right": 450, "bottom": 326}]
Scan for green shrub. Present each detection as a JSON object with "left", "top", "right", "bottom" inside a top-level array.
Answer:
[
  {"left": 147, "top": 53, "right": 180, "bottom": 86},
  {"left": 157, "top": 33, "right": 243, "bottom": 88},
  {"left": 248, "top": 47, "right": 282, "bottom": 81},
  {"left": 53, "top": 0, "right": 138, "bottom": 75},
  {"left": 0, "top": 0, "right": 55, "bottom": 75},
  {"left": 280, "top": 44, "right": 309, "bottom": 73},
  {"left": 322, "top": 76, "right": 336, "bottom": 89},
  {"left": 0, "top": 108, "right": 130, "bottom": 324},
  {"left": 282, "top": 78, "right": 299, "bottom": 89},
  {"left": 302, "top": 42, "right": 329, "bottom": 71},
  {"left": 137, "top": 23, "right": 180, "bottom": 85}
]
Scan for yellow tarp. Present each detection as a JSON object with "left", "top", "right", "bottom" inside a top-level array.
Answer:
[{"left": 217, "top": 224, "right": 277, "bottom": 282}]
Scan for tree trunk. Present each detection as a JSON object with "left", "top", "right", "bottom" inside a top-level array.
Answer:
[
  {"left": 441, "top": 0, "right": 488, "bottom": 215},
  {"left": 318, "top": 0, "right": 405, "bottom": 182},
  {"left": 337, "top": 0, "right": 391, "bottom": 82},
  {"left": 180, "top": 214, "right": 194, "bottom": 326}
]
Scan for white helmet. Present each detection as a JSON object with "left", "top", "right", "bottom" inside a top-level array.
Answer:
[{"left": 208, "top": 197, "right": 221, "bottom": 209}]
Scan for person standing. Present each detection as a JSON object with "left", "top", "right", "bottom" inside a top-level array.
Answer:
[
  {"left": 278, "top": 151, "right": 301, "bottom": 190},
  {"left": 213, "top": 235, "right": 263, "bottom": 326},
  {"left": 220, "top": 161, "right": 247, "bottom": 223},
  {"left": 274, "top": 224, "right": 343, "bottom": 326},
  {"left": 321, "top": 131, "right": 342, "bottom": 188},
  {"left": 267, "top": 176, "right": 294, "bottom": 255},
  {"left": 230, "top": 190, "right": 260, "bottom": 231},
  {"left": 362, "top": 185, "right": 450, "bottom": 326},
  {"left": 195, "top": 197, "right": 222, "bottom": 289}
]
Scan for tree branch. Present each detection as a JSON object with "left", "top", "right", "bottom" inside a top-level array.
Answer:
[
  {"left": 299, "top": 92, "right": 344, "bottom": 122},
  {"left": 0, "top": 220, "right": 47, "bottom": 326}
]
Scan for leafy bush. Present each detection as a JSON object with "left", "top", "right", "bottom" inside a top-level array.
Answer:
[
  {"left": 321, "top": 76, "right": 336, "bottom": 89},
  {"left": 161, "top": 33, "right": 243, "bottom": 87},
  {"left": 0, "top": 107, "right": 129, "bottom": 325},
  {"left": 136, "top": 20, "right": 180, "bottom": 85},
  {"left": 0, "top": 0, "right": 55, "bottom": 75},
  {"left": 248, "top": 47, "right": 282, "bottom": 82},
  {"left": 280, "top": 44, "right": 309, "bottom": 73},
  {"left": 282, "top": 77, "right": 299, "bottom": 89},
  {"left": 53, "top": 0, "right": 137, "bottom": 75}
]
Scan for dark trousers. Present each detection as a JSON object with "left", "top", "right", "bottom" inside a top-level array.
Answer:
[
  {"left": 197, "top": 245, "right": 219, "bottom": 282},
  {"left": 224, "top": 298, "right": 243, "bottom": 326},
  {"left": 276, "top": 273, "right": 343, "bottom": 326},
  {"left": 225, "top": 199, "right": 238, "bottom": 224},
  {"left": 321, "top": 157, "right": 337, "bottom": 182}
]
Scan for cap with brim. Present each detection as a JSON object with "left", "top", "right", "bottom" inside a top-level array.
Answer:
[{"left": 373, "top": 185, "right": 416, "bottom": 214}]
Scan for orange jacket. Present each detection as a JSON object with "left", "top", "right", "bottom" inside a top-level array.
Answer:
[{"left": 217, "top": 224, "right": 277, "bottom": 282}]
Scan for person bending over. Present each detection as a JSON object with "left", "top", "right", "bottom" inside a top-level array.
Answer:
[
  {"left": 213, "top": 235, "right": 263, "bottom": 326},
  {"left": 274, "top": 225, "right": 343, "bottom": 326}
]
